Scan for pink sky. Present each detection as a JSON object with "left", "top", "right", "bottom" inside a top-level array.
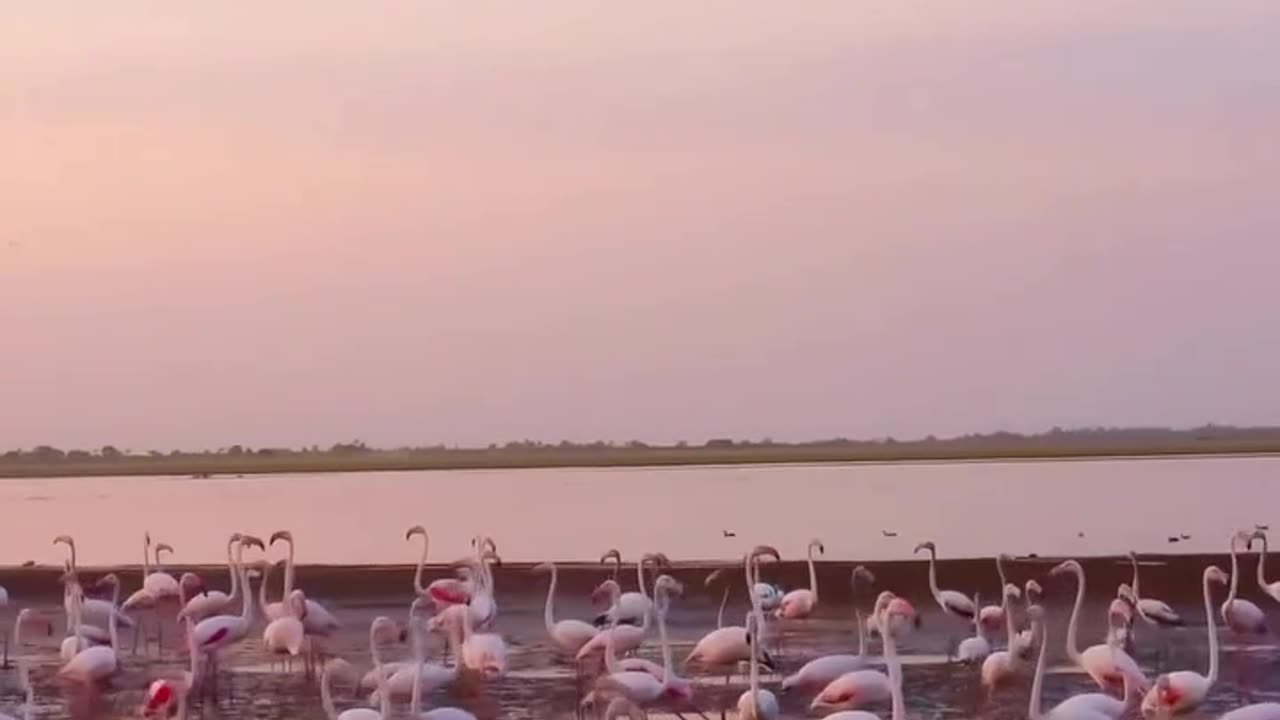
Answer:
[{"left": 2, "top": 3, "right": 1279, "bottom": 451}]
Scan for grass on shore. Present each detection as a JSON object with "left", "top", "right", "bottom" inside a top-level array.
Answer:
[{"left": 2, "top": 440, "right": 1278, "bottom": 479}]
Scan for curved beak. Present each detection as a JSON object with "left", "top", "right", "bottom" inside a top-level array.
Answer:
[
  {"left": 269, "top": 530, "right": 291, "bottom": 545},
  {"left": 240, "top": 535, "right": 266, "bottom": 551},
  {"left": 405, "top": 525, "right": 426, "bottom": 541}
]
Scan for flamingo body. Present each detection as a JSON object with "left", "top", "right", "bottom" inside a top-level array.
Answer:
[
  {"left": 811, "top": 670, "right": 892, "bottom": 712},
  {"left": 776, "top": 588, "right": 816, "bottom": 619},
  {"left": 782, "top": 654, "right": 869, "bottom": 692}
]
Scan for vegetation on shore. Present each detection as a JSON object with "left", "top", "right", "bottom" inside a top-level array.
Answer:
[{"left": 2, "top": 424, "right": 1278, "bottom": 479}]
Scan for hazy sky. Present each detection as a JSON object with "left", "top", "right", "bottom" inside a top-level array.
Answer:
[{"left": 3, "top": 3, "right": 1279, "bottom": 451}]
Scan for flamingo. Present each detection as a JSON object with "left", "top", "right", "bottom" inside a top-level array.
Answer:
[
  {"left": 914, "top": 541, "right": 976, "bottom": 624},
  {"left": 179, "top": 533, "right": 244, "bottom": 622},
  {"left": 142, "top": 533, "right": 181, "bottom": 599},
  {"left": 737, "top": 610, "right": 780, "bottom": 720},
  {"left": 534, "top": 562, "right": 597, "bottom": 655},
  {"left": 1141, "top": 565, "right": 1227, "bottom": 717},
  {"left": 1129, "top": 552, "right": 1184, "bottom": 627},
  {"left": 1248, "top": 530, "right": 1280, "bottom": 604},
  {"left": 576, "top": 580, "right": 648, "bottom": 661},
  {"left": 1106, "top": 584, "right": 1136, "bottom": 652},
  {"left": 684, "top": 546, "right": 779, "bottom": 681},
  {"left": 268, "top": 531, "right": 342, "bottom": 634},
  {"left": 361, "top": 598, "right": 427, "bottom": 693},
  {"left": 776, "top": 539, "right": 824, "bottom": 619},
  {"left": 192, "top": 534, "right": 264, "bottom": 686},
  {"left": 60, "top": 575, "right": 122, "bottom": 684},
  {"left": 51, "top": 535, "right": 134, "bottom": 633},
  {"left": 1026, "top": 605, "right": 1138, "bottom": 720},
  {"left": 782, "top": 566, "right": 878, "bottom": 692},
  {"left": 981, "top": 582, "right": 1031, "bottom": 694},
  {"left": 320, "top": 617, "right": 400, "bottom": 720},
  {"left": 809, "top": 592, "right": 896, "bottom": 712},
  {"left": 1013, "top": 579, "right": 1043, "bottom": 659},
  {"left": 263, "top": 567, "right": 308, "bottom": 673},
  {"left": 594, "top": 550, "right": 668, "bottom": 627},
  {"left": 978, "top": 554, "right": 1014, "bottom": 635},
  {"left": 458, "top": 589, "right": 507, "bottom": 678},
  {"left": 1223, "top": 531, "right": 1267, "bottom": 636},
  {"left": 587, "top": 576, "right": 693, "bottom": 710},
  {"left": 409, "top": 623, "right": 477, "bottom": 720},
  {"left": 140, "top": 614, "right": 202, "bottom": 719},
  {"left": 369, "top": 608, "right": 460, "bottom": 705},
  {"left": 1051, "top": 559, "right": 1150, "bottom": 693},
  {"left": 956, "top": 591, "right": 991, "bottom": 663},
  {"left": 815, "top": 602, "right": 911, "bottom": 720}
]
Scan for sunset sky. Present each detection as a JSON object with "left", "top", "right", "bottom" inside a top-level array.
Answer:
[{"left": 3, "top": 3, "right": 1278, "bottom": 451}]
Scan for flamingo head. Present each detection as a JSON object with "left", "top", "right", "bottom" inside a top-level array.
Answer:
[
  {"left": 405, "top": 525, "right": 427, "bottom": 541},
  {"left": 809, "top": 539, "right": 825, "bottom": 555},
  {"left": 269, "top": 530, "right": 293, "bottom": 546},
  {"left": 1004, "top": 583, "right": 1022, "bottom": 600},
  {"left": 749, "top": 545, "right": 781, "bottom": 566},
  {"left": 179, "top": 573, "right": 206, "bottom": 597},
  {"left": 653, "top": 575, "right": 684, "bottom": 604},
  {"left": 52, "top": 534, "right": 75, "bottom": 550},
  {"left": 91, "top": 573, "right": 120, "bottom": 592},
  {"left": 156, "top": 543, "right": 175, "bottom": 559},
  {"left": 913, "top": 540, "right": 936, "bottom": 555},
  {"left": 851, "top": 565, "right": 875, "bottom": 587},
  {"left": 1025, "top": 579, "right": 1043, "bottom": 600},
  {"left": 240, "top": 535, "right": 266, "bottom": 551},
  {"left": 141, "top": 679, "right": 180, "bottom": 718},
  {"left": 1206, "top": 566, "right": 1229, "bottom": 586},
  {"left": 370, "top": 616, "right": 400, "bottom": 644},
  {"left": 591, "top": 579, "right": 622, "bottom": 606},
  {"left": 1249, "top": 530, "right": 1267, "bottom": 550},
  {"left": 600, "top": 548, "right": 622, "bottom": 566},
  {"left": 1050, "top": 559, "right": 1081, "bottom": 578},
  {"left": 532, "top": 562, "right": 554, "bottom": 575},
  {"left": 642, "top": 552, "right": 672, "bottom": 569},
  {"left": 481, "top": 550, "right": 502, "bottom": 568}
]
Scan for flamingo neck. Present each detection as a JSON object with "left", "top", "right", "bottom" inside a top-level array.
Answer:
[
  {"left": 542, "top": 565, "right": 558, "bottom": 635},
  {"left": 603, "top": 619, "right": 621, "bottom": 674},
  {"left": 716, "top": 586, "right": 729, "bottom": 630},
  {"left": 996, "top": 555, "right": 1008, "bottom": 596},
  {"left": 806, "top": 544, "right": 819, "bottom": 601},
  {"left": 320, "top": 664, "right": 340, "bottom": 720},
  {"left": 108, "top": 595, "right": 119, "bottom": 651},
  {"left": 925, "top": 548, "right": 942, "bottom": 601},
  {"left": 1131, "top": 556, "right": 1142, "bottom": 601},
  {"left": 225, "top": 538, "right": 240, "bottom": 602},
  {"left": 1203, "top": 569, "right": 1219, "bottom": 684},
  {"left": 747, "top": 614, "right": 760, "bottom": 697},
  {"left": 237, "top": 544, "right": 255, "bottom": 624},
  {"left": 143, "top": 536, "right": 151, "bottom": 576},
  {"left": 657, "top": 601, "right": 674, "bottom": 686},
  {"left": 1064, "top": 565, "right": 1085, "bottom": 662},
  {"left": 1029, "top": 619, "right": 1048, "bottom": 720},
  {"left": 1003, "top": 587, "right": 1017, "bottom": 649},
  {"left": 882, "top": 611, "right": 904, "bottom": 720},
  {"left": 1227, "top": 535, "right": 1241, "bottom": 605},
  {"left": 636, "top": 559, "right": 650, "bottom": 601},
  {"left": 410, "top": 620, "right": 426, "bottom": 716},
  {"left": 412, "top": 533, "right": 429, "bottom": 595},
  {"left": 369, "top": 625, "right": 390, "bottom": 720},
  {"left": 1257, "top": 534, "right": 1270, "bottom": 591},
  {"left": 855, "top": 607, "right": 867, "bottom": 657},
  {"left": 282, "top": 540, "right": 296, "bottom": 596},
  {"left": 259, "top": 563, "right": 273, "bottom": 615}
]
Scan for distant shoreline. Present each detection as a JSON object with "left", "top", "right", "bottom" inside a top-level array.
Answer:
[{"left": 3, "top": 441, "right": 1278, "bottom": 480}]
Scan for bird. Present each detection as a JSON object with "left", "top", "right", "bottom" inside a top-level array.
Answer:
[
  {"left": 1168, "top": 537, "right": 1181, "bottom": 544},
  {"left": 685, "top": 546, "right": 780, "bottom": 684},
  {"left": 1248, "top": 530, "right": 1280, "bottom": 603},
  {"left": 59, "top": 575, "right": 122, "bottom": 684},
  {"left": 1128, "top": 552, "right": 1184, "bottom": 628},
  {"left": 179, "top": 533, "right": 245, "bottom": 622},
  {"left": 320, "top": 618, "right": 401, "bottom": 720},
  {"left": 914, "top": 541, "right": 977, "bottom": 623},
  {"left": 262, "top": 572, "right": 308, "bottom": 672},
  {"left": 586, "top": 576, "right": 693, "bottom": 712},
  {"left": 881, "top": 530, "right": 898, "bottom": 538},
  {"left": 980, "top": 583, "right": 1027, "bottom": 695},
  {"left": 1222, "top": 531, "right": 1267, "bottom": 636},
  {"left": 533, "top": 562, "right": 597, "bottom": 656},
  {"left": 957, "top": 591, "right": 992, "bottom": 663},
  {"left": 815, "top": 601, "right": 911, "bottom": 720},
  {"left": 977, "top": 554, "right": 1016, "bottom": 635},
  {"left": 1051, "top": 560, "right": 1150, "bottom": 693},
  {"left": 723, "top": 530, "right": 737, "bottom": 538},
  {"left": 1140, "top": 566, "right": 1226, "bottom": 716},
  {"left": 1026, "top": 604, "right": 1140, "bottom": 720},
  {"left": 51, "top": 536, "right": 134, "bottom": 633},
  {"left": 736, "top": 610, "right": 780, "bottom": 720},
  {"left": 777, "top": 538, "right": 824, "bottom": 619},
  {"left": 191, "top": 535, "right": 264, "bottom": 685},
  {"left": 1180, "top": 534, "right": 1192, "bottom": 541},
  {"left": 593, "top": 550, "right": 666, "bottom": 627},
  {"left": 782, "top": 567, "right": 880, "bottom": 692}
]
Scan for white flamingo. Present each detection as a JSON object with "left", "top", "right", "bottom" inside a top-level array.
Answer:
[
  {"left": 595, "top": 550, "right": 667, "bottom": 627},
  {"left": 191, "top": 534, "right": 264, "bottom": 685},
  {"left": 816, "top": 602, "right": 911, "bottom": 720},
  {"left": 51, "top": 535, "right": 133, "bottom": 633},
  {"left": 369, "top": 609, "right": 460, "bottom": 706},
  {"left": 59, "top": 575, "right": 122, "bottom": 684},
  {"left": 977, "top": 554, "right": 1014, "bottom": 635},
  {"left": 263, "top": 562, "right": 308, "bottom": 673},
  {"left": 409, "top": 620, "right": 477, "bottom": 720},
  {"left": 576, "top": 579, "right": 649, "bottom": 661},
  {"left": 588, "top": 576, "right": 694, "bottom": 710},
  {"left": 777, "top": 539, "right": 824, "bottom": 619},
  {"left": 782, "top": 565, "right": 878, "bottom": 692},
  {"left": 1249, "top": 530, "right": 1280, "bottom": 604},
  {"left": 1223, "top": 531, "right": 1267, "bottom": 636},
  {"left": 1141, "top": 565, "right": 1227, "bottom": 717},
  {"left": 809, "top": 592, "right": 897, "bottom": 713},
  {"left": 320, "top": 617, "right": 400, "bottom": 720},
  {"left": 1026, "top": 604, "right": 1137, "bottom": 720},
  {"left": 1051, "top": 559, "right": 1150, "bottom": 693},
  {"left": 458, "top": 590, "right": 507, "bottom": 679},
  {"left": 914, "top": 541, "right": 976, "bottom": 624},
  {"left": 957, "top": 591, "right": 991, "bottom": 663},
  {"left": 982, "top": 582, "right": 1029, "bottom": 694},
  {"left": 1129, "top": 552, "right": 1184, "bottom": 627},
  {"left": 737, "top": 610, "right": 780, "bottom": 720},
  {"left": 684, "top": 546, "right": 780, "bottom": 681},
  {"left": 535, "top": 562, "right": 597, "bottom": 656},
  {"left": 180, "top": 533, "right": 245, "bottom": 622}
]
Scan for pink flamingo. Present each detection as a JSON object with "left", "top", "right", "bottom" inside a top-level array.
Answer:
[
  {"left": 1222, "top": 531, "right": 1267, "bottom": 636},
  {"left": 1051, "top": 560, "right": 1149, "bottom": 693},
  {"left": 777, "top": 539, "right": 824, "bottom": 619},
  {"left": 1141, "top": 565, "right": 1227, "bottom": 716}
]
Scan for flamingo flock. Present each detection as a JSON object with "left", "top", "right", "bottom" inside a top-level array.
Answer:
[{"left": 0, "top": 529, "right": 1277, "bottom": 720}]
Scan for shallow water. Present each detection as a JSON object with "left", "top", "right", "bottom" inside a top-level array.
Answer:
[
  {"left": 1, "top": 455, "right": 1279, "bottom": 717},
  {"left": 1, "top": 559, "right": 1279, "bottom": 719},
  {"left": 0, "top": 455, "right": 1278, "bottom": 566}
]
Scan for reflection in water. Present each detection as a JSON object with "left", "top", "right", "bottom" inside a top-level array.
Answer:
[{"left": 2, "top": 560, "right": 1278, "bottom": 719}]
